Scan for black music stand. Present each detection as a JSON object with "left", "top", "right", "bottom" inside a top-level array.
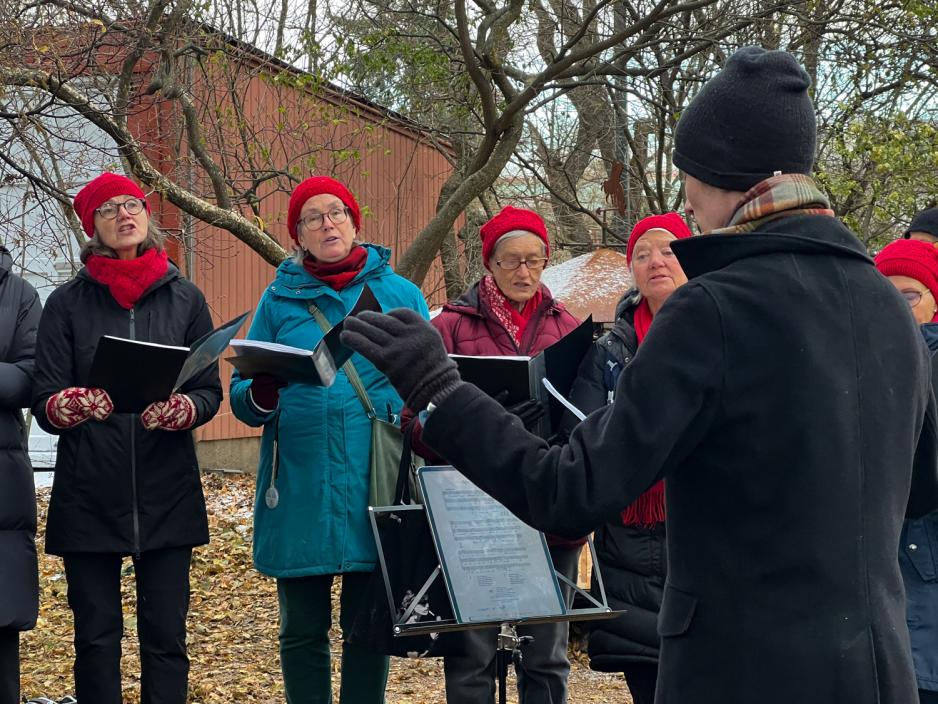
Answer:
[{"left": 369, "top": 466, "right": 619, "bottom": 704}]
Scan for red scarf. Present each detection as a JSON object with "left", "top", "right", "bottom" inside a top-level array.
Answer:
[
  {"left": 633, "top": 299, "right": 654, "bottom": 344},
  {"left": 620, "top": 296, "right": 666, "bottom": 528},
  {"left": 85, "top": 248, "right": 169, "bottom": 310},
  {"left": 478, "top": 275, "right": 543, "bottom": 347},
  {"left": 303, "top": 245, "right": 368, "bottom": 291}
]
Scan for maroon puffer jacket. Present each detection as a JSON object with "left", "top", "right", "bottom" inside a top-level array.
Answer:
[
  {"left": 433, "top": 281, "right": 578, "bottom": 356},
  {"left": 405, "top": 280, "right": 585, "bottom": 548}
]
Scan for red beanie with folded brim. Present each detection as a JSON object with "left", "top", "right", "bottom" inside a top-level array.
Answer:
[
  {"left": 73, "top": 173, "right": 150, "bottom": 238},
  {"left": 287, "top": 176, "right": 362, "bottom": 242},
  {"left": 480, "top": 205, "right": 550, "bottom": 266},
  {"left": 626, "top": 212, "right": 694, "bottom": 265},
  {"left": 875, "top": 239, "right": 938, "bottom": 320}
]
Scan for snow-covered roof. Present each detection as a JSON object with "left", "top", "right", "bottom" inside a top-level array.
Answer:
[{"left": 541, "top": 248, "right": 632, "bottom": 323}]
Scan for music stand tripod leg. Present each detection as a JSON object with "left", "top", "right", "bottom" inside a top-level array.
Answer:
[{"left": 496, "top": 623, "right": 533, "bottom": 704}]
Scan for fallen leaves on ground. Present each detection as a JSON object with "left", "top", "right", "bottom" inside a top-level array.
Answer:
[{"left": 22, "top": 472, "right": 630, "bottom": 703}]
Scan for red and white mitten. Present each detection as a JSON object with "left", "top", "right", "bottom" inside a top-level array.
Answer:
[
  {"left": 141, "top": 394, "right": 197, "bottom": 431},
  {"left": 46, "top": 387, "right": 114, "bottom": 429}
]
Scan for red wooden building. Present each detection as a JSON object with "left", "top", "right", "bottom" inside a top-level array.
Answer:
[{"left": 122, "top": 33, "right": 455, "bottom": 470}]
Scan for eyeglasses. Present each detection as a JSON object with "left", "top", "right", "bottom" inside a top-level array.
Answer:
[
  {"left": 632, "top": 247, "right": 676, "bottom": 265},
  {"left": 297, "top": 207, "right": 350, "bottom": 232},
  {"left": 901, "top": 289, "right": 928, "bottom": 307},
  {"left": 495, "top": 256, "right": 549, "bottom": 272},
  {"left": 95, "top": 197, "right": 147, "bottom": 219}
]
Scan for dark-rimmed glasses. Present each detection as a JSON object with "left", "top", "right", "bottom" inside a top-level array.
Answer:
[
  {"left": 95, "top": 197, "right": 146, "bottom": 220},
  {"left": 495, "top": 256, "right": 548, "bottom": 272},
  {"left": 297, "top": 207, "right": 350, "bottom": 232}
]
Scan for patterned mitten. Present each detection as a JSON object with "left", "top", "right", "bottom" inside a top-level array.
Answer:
[
  {"left": 46, "top": 387, "right": 114, "bottom": 429},
  {"left": 141, "top": 394, "right": 197, "bottom": 431}
]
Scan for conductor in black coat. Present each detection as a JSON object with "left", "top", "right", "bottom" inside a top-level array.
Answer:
[
  {"left": 342, "top": 47, "right": 938, "bottom": 704},
  {"left": 0, "top": 246, "right": 41, "bottom": 704}
]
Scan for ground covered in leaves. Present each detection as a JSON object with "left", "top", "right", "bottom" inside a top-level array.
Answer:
[{"left": 22, "top": 472, "right": 630, "bottom": 703}]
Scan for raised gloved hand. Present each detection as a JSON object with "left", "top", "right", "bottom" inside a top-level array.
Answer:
[
  {"left": 249, "top": 373, "right": 287, "bottom": 411},
  {"left": 341, "top": 309, "right": 462, "bottom": 412},
  {"left": 46, "top": 387, "right": 113, "bottom": 429},
  {"left": 141, "top": 393, "right": 197, "bottom": 431}
]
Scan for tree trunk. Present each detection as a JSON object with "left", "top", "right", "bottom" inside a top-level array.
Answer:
[
  {"left": 396, "top": 119, "right": 524, "bottom": 285},
  {"left": 274, "top": 0, "right": 289, "bottom": 58}
]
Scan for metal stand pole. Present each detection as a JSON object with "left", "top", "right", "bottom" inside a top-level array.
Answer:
[{"left": 495, "top": 623, "right": 533, "bottom": 704}]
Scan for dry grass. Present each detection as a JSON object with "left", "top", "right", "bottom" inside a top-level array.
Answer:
[{"left": 22, "top": 472, "right": 630, "bottom": 703}]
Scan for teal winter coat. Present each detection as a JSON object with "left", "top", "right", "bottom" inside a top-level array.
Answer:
[{"left": 230, "top": 245, "right": 429, "bottom": 577}]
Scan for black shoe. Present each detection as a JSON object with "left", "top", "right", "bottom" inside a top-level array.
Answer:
[{"left": 59, "top": 698, "right": 77, "bottom": 704}]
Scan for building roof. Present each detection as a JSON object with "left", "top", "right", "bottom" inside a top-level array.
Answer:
[
  {"left": 202, "top": 24, "right": 450, "bottom": 149},
  {"left": 541, "top": 248, "right": 632, "bottom": 324}
]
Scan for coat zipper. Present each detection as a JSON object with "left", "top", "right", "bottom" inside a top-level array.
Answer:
[{"left": 129, "top": 307, "right": 141, "bottom": 557}]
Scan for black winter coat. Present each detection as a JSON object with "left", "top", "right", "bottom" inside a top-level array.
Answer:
[
  {"left": 568, "top": 290, "right": 666, "bottom": 670},
  {"left": 422, "top": 215, "right": 938, "bottom": 704},
  {"left": 31, "top": 264, "right": 222, "bottom": 556},
  {"left": 0, "top": 247, "right": 41, "bottom": 631}
]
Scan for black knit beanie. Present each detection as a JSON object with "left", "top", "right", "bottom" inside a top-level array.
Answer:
[
  {"left": 904, "top": 207, "right": 938, "bottom": 240},
  {"left": 673, "top": 46, "right": 817, "bottom": 192}
]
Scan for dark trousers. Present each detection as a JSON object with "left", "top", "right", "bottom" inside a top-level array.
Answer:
[
  {"left": 621, "top": 662, "right": 658, "bottom": 704},
  {"left": 0, "top": 628, "right": 18, "bottom": 704},
  {"left": 920, "top": 690, "right": 938, "bottom": 704},
  {"left": 277, "top": 572, "right": 390, "bottom": 704},
  {"left": 444, "top": 545, "right": 581, "bottom": 704},
  {"left": 63, "top": 547, "right": 193, "bottom": 704}
]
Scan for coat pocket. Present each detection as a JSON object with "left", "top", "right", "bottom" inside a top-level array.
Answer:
[
  {"left": 658, "top": 582, "right": 698, "bottom": 637},
  {"left": 903, "top": 514, "right": 938, "bottom": 583}
]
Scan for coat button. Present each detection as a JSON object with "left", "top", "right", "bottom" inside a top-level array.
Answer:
[{"left": 909, "top": 544, "right": 918, "bottom": 550}]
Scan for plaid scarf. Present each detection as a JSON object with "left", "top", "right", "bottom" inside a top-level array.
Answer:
[{"left": 711, "top": 174, "right": 834, "bottom": 235}]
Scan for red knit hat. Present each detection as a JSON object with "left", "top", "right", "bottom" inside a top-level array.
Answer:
[
  {"left": 287, "top": 176, "right": 362, "bottom": 242},
  {"left": 73, "top": 173, "right": 150, "bottom": 238},
  {"left": 479, "top": 206, "right": 550, "bottom": 265},
  {"left": 626, "top": 212, "right": 693, "bottom": 265},
  {"left": 874, "top": 239, "right": 938, "bottom": 309}
]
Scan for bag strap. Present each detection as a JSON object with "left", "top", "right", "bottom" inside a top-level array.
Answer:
[
  {"left": 309, "top": 300, "right": 417, "bottom": 506},
  {"left": 307, "top": 301, "right": 377, "bottom": 420},
  {"left": 395, "top": 421, "right": 417, "bottom": 505}
]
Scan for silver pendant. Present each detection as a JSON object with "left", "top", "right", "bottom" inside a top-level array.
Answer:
[{"left": 265, "top": 486, "right": 280, "bottom": 509}]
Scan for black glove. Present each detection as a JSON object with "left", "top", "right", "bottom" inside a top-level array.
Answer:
[
  {"left": 506, "top": 398, "right": 545, "bottom": 430},
  {"left": 492, "top": 390, "right": 545, "bottom": 431},
  {"left": 341, "top": 309, "right": 462, "bottom": 411},
  {"left": 250, "top": 373, "right": 287, "bottom": 410}
]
